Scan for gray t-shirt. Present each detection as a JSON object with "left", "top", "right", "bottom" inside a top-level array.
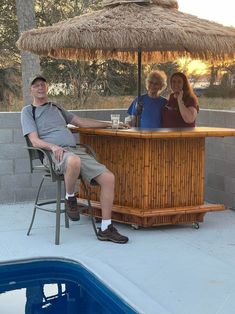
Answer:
[{"left": 21, "top": 102, "right": 77, "bottom": 147}]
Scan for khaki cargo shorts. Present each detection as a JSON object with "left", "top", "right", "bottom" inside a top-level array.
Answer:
[{"left": 44, "top": 147, "right": 108, "bottom": 185}]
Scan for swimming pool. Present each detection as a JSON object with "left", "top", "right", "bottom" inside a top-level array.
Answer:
[{"left": 0, "top": 258, "right": 137, "bottom": 314}]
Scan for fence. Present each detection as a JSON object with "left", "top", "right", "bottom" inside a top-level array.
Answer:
[{"left": 0, "top": 108, "right": 235, "bottom": 208}]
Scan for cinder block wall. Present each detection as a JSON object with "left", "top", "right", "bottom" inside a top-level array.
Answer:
[
  {"left": 0, "top": 108, "right": 235, "bottom": 207},
  {"left": 198, "top": 109, "right": 235, "bottom": 208},
  {"left": 0, "top": 109, "right": 127, "bottom": 203}
]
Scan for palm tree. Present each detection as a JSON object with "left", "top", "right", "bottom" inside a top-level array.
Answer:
[{"left": 16, "top": 0, "right": 40, "bottom": 105}]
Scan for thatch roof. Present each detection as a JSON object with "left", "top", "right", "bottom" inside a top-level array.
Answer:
[{"left": 16, "top": 0, "right": 235, "bottom": 63}]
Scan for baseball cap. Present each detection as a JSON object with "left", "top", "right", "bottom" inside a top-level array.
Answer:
[{"left": 30, "top": 74, "right": 47, "bottom": 86}]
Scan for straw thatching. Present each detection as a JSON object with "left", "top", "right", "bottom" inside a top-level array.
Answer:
[{"left": 17, "top": 0, "right": 235, "bottom": 63}]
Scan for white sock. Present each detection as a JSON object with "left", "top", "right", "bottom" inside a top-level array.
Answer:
[
  {"left": 65, "top": 192, "right": 75, "bottom": 200},
  {"left": 101, "top": 219, "right": 112, "bottom": 231}
]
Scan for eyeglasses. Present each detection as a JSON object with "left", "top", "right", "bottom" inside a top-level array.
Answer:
[{"left": 148, "top": 80, "right": 161, "bottom": 86}]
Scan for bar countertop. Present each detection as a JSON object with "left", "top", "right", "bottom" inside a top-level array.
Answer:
[{"left": 70, "top": 126, "right": 235, "bottom": 139}]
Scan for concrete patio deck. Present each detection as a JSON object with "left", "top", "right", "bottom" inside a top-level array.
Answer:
[{"left": 0, "top": 202, "right": 235, "bottom": 314}]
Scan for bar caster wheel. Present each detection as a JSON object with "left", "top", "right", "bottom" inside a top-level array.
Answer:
[
  {"left": 131, "top": 224, "right": 140, "bottom": 230},
  {"left": 192, "top": 222, "right": 199, "bottom": 229}
]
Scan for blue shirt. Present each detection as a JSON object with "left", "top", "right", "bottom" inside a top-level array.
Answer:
[{"left": 127, "top": 94, "right": 167, "bottom": 128}]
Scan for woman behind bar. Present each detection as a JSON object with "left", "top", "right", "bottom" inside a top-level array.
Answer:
[
  {"left": 162, "top": 72, "right": 199, "bottom": 128},
  {"left": 127, "top": 70, "right": 167, "bottom": 128}
]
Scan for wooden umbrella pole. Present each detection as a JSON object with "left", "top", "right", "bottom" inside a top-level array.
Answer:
[{"left": 136, "top": 48, "right": 143, "bottom": 127}]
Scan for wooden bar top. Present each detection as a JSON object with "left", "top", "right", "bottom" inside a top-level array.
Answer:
[{"left": 70, "top": 126, "right": 235, "bottom": 139}]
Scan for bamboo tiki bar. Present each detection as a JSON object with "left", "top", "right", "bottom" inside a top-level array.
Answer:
[{"left": 72, "top": 127, "right": 235, "bottom": 228}]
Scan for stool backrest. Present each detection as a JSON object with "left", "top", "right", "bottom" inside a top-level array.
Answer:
[{"left": 24, "top": 136, "right": 61, "bottom": 181}]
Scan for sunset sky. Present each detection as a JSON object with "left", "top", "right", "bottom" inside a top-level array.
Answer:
[{"left": 178, "top": 0, "right": 235, "bottom": 27}]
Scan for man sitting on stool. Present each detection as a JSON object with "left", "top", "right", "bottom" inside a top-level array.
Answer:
[{"left": 21, "top": 74, "right": 128, "bottom": 244}]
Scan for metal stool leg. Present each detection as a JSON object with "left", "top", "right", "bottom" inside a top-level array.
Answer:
[
  {"left": 65, "top": 210, "right": 69, "bottom": 228},
  {"left": 55, "top": 180, "right": 62, "bottom": 245},
  {"left": 63, "top": 182, "right": 69, "bottom": 228},
  {"left": 27, "top": 176, "right": 45, "bottom": 236}
]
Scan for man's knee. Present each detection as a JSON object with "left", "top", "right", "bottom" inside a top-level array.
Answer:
[
  {"left": 97, "top": 171, "right": 115, "bottom": 186},
  {"left": 66, "top": 155, "right": 81, "bottom": 170},
  {"left": 101, "top": 171, "right": 115, "bottom": 185}
]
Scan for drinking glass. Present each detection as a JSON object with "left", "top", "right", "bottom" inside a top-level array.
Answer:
[{"left": 111, "top": 114, "right": 120, "bottom": 129}]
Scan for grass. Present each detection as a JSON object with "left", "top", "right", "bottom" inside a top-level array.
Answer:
[
  {"left": 50, "top": 94, "right": 133, "bottom": 110},
  {"left": 1, "top": 94, "right": 235, "bottom": 112},
  {"left": 199, "top": 96, "right": 235, "bottom": 110},
  {"left": 52, "top": 94, "right": 235, "bottom": 111}
]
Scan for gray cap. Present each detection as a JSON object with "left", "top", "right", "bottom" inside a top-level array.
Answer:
[{"left": 30, "top": 74, "right": 47, "bottom": 86}]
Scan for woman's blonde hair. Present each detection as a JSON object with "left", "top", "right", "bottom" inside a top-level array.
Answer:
[{"left": 145, "top": 70, "right": 167, "bottom": 92}]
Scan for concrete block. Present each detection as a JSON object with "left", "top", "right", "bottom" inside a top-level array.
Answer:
[
  {"left": 204, "top": 186, "right": 226, "bottom": 204},
  {"left": 205, "top": 141, "right": 225, "bottom": 160},
  {"left": 206, "top": 173, "right": 225, "bottom": 191},
  {"left": 208, "top": 158, "right": 235, "bottom": 177},
  {"left": 219, "top": 192, "right": 235, "bottom": 209},
  {"left": 14, "top": 129, "right": 25, "bottom": 144},
  {"left": 41, "top": 185, "right": 58, "bottom": 199},
  {"left": 197, "top": 110, "right": 210, "bottom": 126},
  {"left": 223, "top": 143, "right": 235, "bottom": 163},
  {"left": 208, "top": 111, "right": 226, "bottom": 127},
  {"left": 211, "top": 110, "right": 226, "bottom": 127},
  {"left": 0, "top": 144, "right": 27, "bottom": 159},
  {"left": 29, "top": 183, "right": 58, "bottom": 201},
  {"left": 30, "top": 174, "right": 43, "bottom": 188},
  {"left": 30, "top": 174, "right": 59, "bottom": 189},
  {"left": 222, "top": 136, "right": 235, "bottom": 145},
  {"left": 0, "top": 160, "right": 13, "bottom": 175},
  {"left": 228, "top": 199, "right": 235, "bottom": 209},
  {"left": 15, "top": 187, "right": 38, "bottom": 202},
  {"left": 204, "top": 157, "right": 216, "bottom": 174},
  {"left": 0, "top": 187, "right": 16, "bottom": 203},
  {"left": 1, "top": 174, "right": 31, "bottom": 189},
  {"left": 0, "top": 129, "right": 13, "bottom": 143},
  {"left": 15, "top": 158, "right": 30, "bottom": 174},
  {"left": 224, "top": 112, "right": 235, "bottom": 127},
  {"left": 0, "top": 112, "right": 21, "bottom": 128},
  {"left": 225, "top": 177, "right": 235, "bottom": 194}
]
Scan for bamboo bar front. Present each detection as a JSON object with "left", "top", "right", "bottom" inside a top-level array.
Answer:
[{"left": 72, "top": 127, "right": 235, "bottom": 227}]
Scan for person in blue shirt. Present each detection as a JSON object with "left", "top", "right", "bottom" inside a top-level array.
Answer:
[{"left": 127, "top": 70, "right": 167, "bottom": 128}]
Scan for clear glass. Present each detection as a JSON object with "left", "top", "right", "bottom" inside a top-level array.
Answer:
[
  {"left": 111, "top": 114, "right": 120, "bottom": 129},
  {"left": 124, "top": 116, "right": 132, "bottom": 125}
]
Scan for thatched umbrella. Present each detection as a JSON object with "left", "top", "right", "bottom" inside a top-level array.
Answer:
[{"left": 17, "top": 0, "right": 235, "bottom": 125}]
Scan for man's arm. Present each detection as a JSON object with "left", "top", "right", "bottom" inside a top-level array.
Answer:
[
  {"left": 70, "top": 115, "right": 112, "bottom": 128},
  {"left": 28, "top": 132, "right": 66, "bottom": 161}
]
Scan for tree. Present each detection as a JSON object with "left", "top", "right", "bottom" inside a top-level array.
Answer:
[
  {"left": 1, "top": 0, "right": 141, "bottom": 109},
  {"left": 0, "top": 67, "right": 21, "bottom": 111},
  {"left": 0, "top": 1, "right": 19, "bottom": 66},
  {"left": 16, "top": 0, "right": 40, "bottom": 105}
]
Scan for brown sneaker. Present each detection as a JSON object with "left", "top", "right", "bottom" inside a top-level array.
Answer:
[
  {"left": 65, "top": 196, "right": 80, "bottom": 221},
  {"left": 97, "top": 224, "right": 129, "bottom": 244}
]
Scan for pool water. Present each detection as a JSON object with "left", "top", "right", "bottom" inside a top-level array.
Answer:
[{"left": 0, "top": 258, "right": 137, "bottom": 314}]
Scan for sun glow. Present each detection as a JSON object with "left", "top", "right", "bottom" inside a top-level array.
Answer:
[{"left": 177, "top": 58, "right": 210, "bottom": 76}]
